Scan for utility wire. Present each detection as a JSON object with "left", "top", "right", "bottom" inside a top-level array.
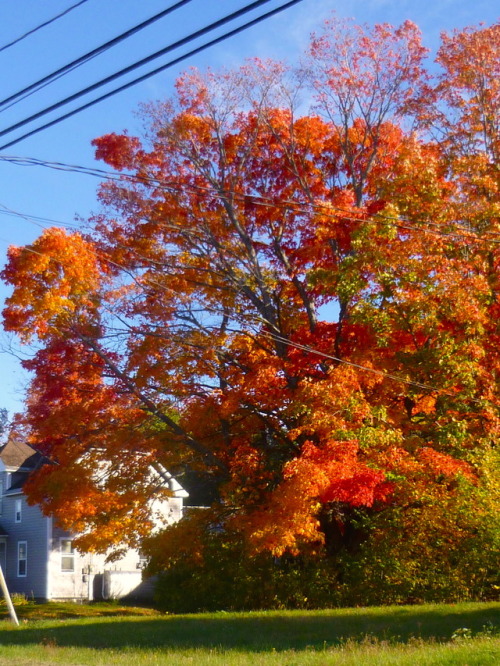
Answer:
[
  {"left": 0, "top": 0, "right": 89, "bottom": 54},
  {"left": 0, "top": 0, "right": 278, "bottom": 137},
  {"left": 0, "top": 0, "right": 196, "bottom": 112},
  {"left": 1, "top": 192, "right": 496, "bottom": 404},
  {"left": 260, "top": 331, "right": 446, "bottom": 394},
  {"left": 1, "top": 153, "right": 499, "bottom": 248},
  {"left": 0, "top": 0, "right": 305, "bottom": 151},
  {"left": 3, "top": 217, "right": 491, "bottom": 403},
  {"left": 1, "top": 199, "right": 496, "bottom": 408},
  {"left": 0, "top": 0, "right": 276, "bottom": 138},
  {"left": 0, "top": 203, "right": 73, "bottom": 232}
]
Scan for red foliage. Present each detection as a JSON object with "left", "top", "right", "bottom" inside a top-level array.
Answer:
[{"left": 1, "top": 17, "right": 498, "bottom": 557}]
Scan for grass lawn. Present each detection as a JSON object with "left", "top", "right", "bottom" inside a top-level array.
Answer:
[{"left": 0, "top": 600, "right": 498, "bottom": 665}]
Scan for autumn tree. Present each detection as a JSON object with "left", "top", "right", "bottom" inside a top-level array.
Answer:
[
  {"left": 2, "top": 17, "right": 499, "bottom": 601},
  {"left": 0, "top": 408, "right": 8, "bottom": 443}
]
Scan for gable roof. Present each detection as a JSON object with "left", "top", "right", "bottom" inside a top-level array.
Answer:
[
  {"left": 0, "top": 440, "right": 190, "bottom": 500},
  {"left": 0, "top": 440, "right": 46, "bottom": 471}
]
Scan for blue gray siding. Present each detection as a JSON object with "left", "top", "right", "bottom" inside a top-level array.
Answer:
[{"left": 1, "top": 488, "right": 49, "bottom": 599}]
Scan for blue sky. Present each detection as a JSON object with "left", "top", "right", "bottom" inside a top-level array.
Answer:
[{"left": 0, "top": 0, "right": 498, "bottom": 416}]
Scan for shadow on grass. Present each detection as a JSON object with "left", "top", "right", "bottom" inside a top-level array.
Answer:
[{"left": 0, "top": 604, "right": 498, "bottom": 652}]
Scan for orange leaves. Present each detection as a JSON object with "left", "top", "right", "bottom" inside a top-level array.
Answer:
[
  {"left": 222, "top": 441, "right": 270, "bottom": 506},
  {"left": 435, "top": 22, "right": 500, "bottom": 156},
  {"left": 1, "top": 228, "right": 103, "bottom": 341},
  {"left": 243, "top": 475, "right": 323, "bottom": 557},
  {"left": 2, "top": 17, "right": 499, "bottom": 564},
  {"left": 307, "top": 17, "right": 428, "bottom": 205},
  {"left": 285, "top": 440, "right": 391, "bottom": 507},
  {"left": 309, "top": 18, "right": 427, "bottom": 107},
  {"left": 143, "top": 507, "right": 218, "bottom": 571},
  {"left": 417, "top": 447, "right": 476, "bottom": 483},
  {"left": 242, "top": 439, "right": 392, "bottom": 556},
  {"left": 24, "top": 434, "right": 166, "bottom": 554},
  {"left": 171, "top": 112, "right": 215, "bottom": 149},
  {"left": 410, "top": 394, "right": 437, "bottom": 416},
  {"left": 288, "top": 364, "right": 377, "bottom": 441}
]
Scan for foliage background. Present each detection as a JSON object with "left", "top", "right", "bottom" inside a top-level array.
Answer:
[{"left": 2, "top": 15, "right": 499, "bottom": 609}]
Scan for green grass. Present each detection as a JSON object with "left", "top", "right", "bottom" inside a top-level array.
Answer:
[{"left": 0, "top": 601, "right": 498, "bottom": 665}]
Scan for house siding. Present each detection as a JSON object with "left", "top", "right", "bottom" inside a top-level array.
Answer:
[
  {"left": 0, "top": 442, "right": 187, "bottom": 601},
  {"left": 1, "top": 489, "right": 49, "bottom": 599},
  {"left": 48, "top": 525, "right": 90, "bottom": 600},
  {"left": 47, "top": 526, "right": 145, "bottom": 601}
]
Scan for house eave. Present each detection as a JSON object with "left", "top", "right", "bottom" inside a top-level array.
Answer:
[{"left": 4, "top": 489, "right": 24, "bottom": 496}]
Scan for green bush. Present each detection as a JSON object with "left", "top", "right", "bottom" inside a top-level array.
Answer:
[
  {"left": 151, "top": 454, "right": 500, "bottom": 613},
  {"left": 153, "top": 534, "right": 340, "bottom": 613}
]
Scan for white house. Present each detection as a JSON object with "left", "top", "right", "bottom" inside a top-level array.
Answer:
[{"left": 0, "top": 440, "right": 187, "bottom": 601}]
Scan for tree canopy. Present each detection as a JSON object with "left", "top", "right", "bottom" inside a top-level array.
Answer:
[{"left": 2, "top": 17, "right": 499, "bottom": 599}]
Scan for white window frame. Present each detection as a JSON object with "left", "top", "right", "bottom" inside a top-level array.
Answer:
[
  {"left": 137, "top": 551, "right": 148, "bottom": 569},
  {"left": 17, "top": 541, "right": 27, "bottom": 577},
  {"left": 60, "top": 539, "right": 75, "bottom": 573},
  {"left": 14, "top": 498, "right": 22, "bottom": 523}
]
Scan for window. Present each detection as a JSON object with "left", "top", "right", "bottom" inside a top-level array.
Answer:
[
  {"left": 0, "top": 478, "right": 3, "bottom": 516},
  {"left": 0, "top": 541, "right": 6, "bottom": 571},
  {"left": 60, "top": 540, "right": 75, "bottom": 572},
  {"left": 17, "top": 541, "right": 27, "bottom": 577},
  {"left": 137, "top": 552, "right": 148, "bottom": 569},
  {"left": 15, "top": 499, "right": 22, "bottom": 523}
]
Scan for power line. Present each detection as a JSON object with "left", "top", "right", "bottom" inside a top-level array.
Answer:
[
  {"left": 260, "top": 331, "right": 446, "bottom": 394},
  {"left": 1, "top": 199, "right": 496, "bottom": 409},
  {"left": 1, "top": 152, "right": 499, "bottom": 248},
  {"left": 0, "top": 203, "right": 495, "bottom": 398},
  {"left": 0, "top": 203, "right": 75, "bottom": 232},
  {"left": 0, "top": 0, "right": 89, "bottom": 54},
  {"left": 0, "top": 0, "right": 305, "bottom": 151},
  {"left": 0, "top": 0, "right": 196, "bottom": 113},
  {"left": 0, "top": 192, "right": 495, "bottom": 405},
  {"left": 3, "top": 218, "right": 491, "bottom": 403},
  {"left": 0, "top": 0, "right": 279, "bottom": 137}
]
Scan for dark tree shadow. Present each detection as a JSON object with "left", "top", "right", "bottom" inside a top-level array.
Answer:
[{"left": 0, "top": 604, "right": 498, "bottom": 652}]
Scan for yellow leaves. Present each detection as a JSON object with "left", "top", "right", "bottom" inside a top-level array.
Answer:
[
  {"left": 2, "top": 228, "right": 103, "bottom": 341},
  {"left": 411, "top": 394, "right": 437, "bottom": 416}
]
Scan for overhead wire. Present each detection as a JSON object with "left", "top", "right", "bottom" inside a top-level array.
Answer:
[
  {"left": 1, "top": 152, "right": 499, "bottom": 248},
  {"left": 6, "top": 233, "right": 491, "bottom": 402},
  {"left": 0, "top": 0, "right": 89, "bottom": 54},
  {"left": 0, "top": 202, "right": 76, "bottom": 232},
  {"left": 0, "top": 0, "right": 306, "bottom": 151},
  {"left": 260, "top": 331, "right": 451, "bottom": 394},
  {"left": 0, "top": 0, "right": 273, "bottom": 137},
  {"left": 0, "top": 0, "right": 495, "bottom": 404},
  {"left": 0, "top": 0, "right": 196, "bottom": 113},
  {"left": 0, "top": 196, "right": 496, "bottom": 405},
  {"left": 0, "top": 165, "right": 495, "bottom": 400},
  {"left": 2, "top": 10, "right": 493, "bottom": 417}
]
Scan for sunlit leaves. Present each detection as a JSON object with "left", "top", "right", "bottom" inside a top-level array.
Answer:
[
  {"left": 2, "top": 228, "right": 104, "bottom": 341},
  {"left": 1, "top": 17, "right": 499, "bottom": 565}
]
